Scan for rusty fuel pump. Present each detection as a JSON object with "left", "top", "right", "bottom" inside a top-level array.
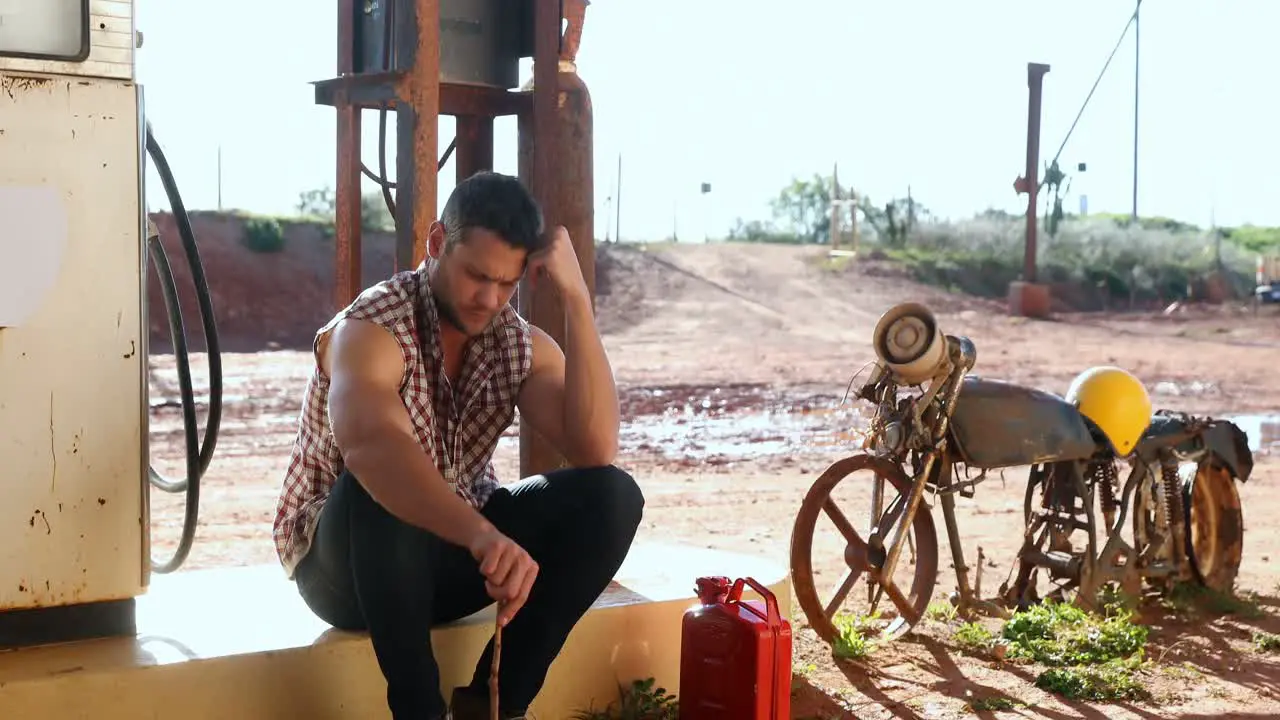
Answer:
[{"left": 312, "top": 0, "right": 595, "bottom": 478}]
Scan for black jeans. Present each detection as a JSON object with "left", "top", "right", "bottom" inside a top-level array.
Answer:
[{"left": 293, "top": 464, "right": 645, "bottom": 719}]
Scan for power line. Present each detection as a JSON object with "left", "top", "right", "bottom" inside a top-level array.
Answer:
[{"left": 1042, "top": 1, "right": 1145, "bottom": 188}]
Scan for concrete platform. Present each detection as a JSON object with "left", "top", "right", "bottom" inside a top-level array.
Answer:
[{"left": 0, "top": 542, "right": 790, "bottom": 719}]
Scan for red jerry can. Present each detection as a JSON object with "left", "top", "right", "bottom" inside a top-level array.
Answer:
[{"left": 678, "top": 575, "right": 792, "bottom": 720}]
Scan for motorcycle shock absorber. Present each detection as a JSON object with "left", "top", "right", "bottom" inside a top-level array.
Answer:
[
  {"left": 1161, "top": 459, "right": 1187, "bottom": 575},
  {"left": 1092, "top": 458, "right": 1120, "bottom": 530}
]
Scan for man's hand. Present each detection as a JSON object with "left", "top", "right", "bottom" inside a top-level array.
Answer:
[
  {"left": 468, "top": 528, "right": 539, "bottom": 626},
  {"left": 527, "top": 225, "right": 588, "bottom": 305}
]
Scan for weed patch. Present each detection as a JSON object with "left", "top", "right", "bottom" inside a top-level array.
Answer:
[
  {"left": 1253, "top": 631, "right": 1280, "bottom": 653},
  {"left": 952, "top": 621, "right": 996, "bottom": 654},
  {"left": 1001, "top": 601, "right": 1151, "bottom": 702},
  {"left": 1035, "top": 658, "right": 1150, "bottom": 701},
  {"left": 571, "top": 678, "right": 678, "bottom": 720},
  {"left": 925, "top": 600, "right": 957, "bottom": 622},
  {"left": 831, "top": 611, "right": 880, "bottom": 660}
]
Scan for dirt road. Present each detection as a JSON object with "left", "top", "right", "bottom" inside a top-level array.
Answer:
[{"left": 148, "top": 241, "right": 1280, "bottom": 718}]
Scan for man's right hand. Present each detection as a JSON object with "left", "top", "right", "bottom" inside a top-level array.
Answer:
[{"left": 468, "top": 527, "right": 539, "bottom": 627}]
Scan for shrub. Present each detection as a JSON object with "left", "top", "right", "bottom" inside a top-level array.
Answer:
[{"left": 242, "top": 216, "right": 286, "bottom": 253}]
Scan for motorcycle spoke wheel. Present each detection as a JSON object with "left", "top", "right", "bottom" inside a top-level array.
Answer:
[{"left": 790, "top": 454, "right": 939, "bottom": 644}]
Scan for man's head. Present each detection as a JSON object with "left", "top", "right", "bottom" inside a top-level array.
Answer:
[{"left": 426, "top": 172, "right": 545, "bottom": 336}]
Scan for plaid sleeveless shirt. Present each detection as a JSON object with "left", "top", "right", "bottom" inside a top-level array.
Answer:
[{"left": 272, "top": 265, "right": 534, "bottom": 578}]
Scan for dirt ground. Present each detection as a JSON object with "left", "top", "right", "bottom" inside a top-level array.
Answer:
[{"left": 147, "top": 229, "right": 1280, "bottom": 719}]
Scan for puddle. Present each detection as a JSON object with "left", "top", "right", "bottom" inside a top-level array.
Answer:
[
  {"left": 492, "top": 383, "right": 874, "bottom": 465},
  {"left": 1227, "top": 414, "right": 1280, "bottom": 453},
  {"left": 614, "top": 384, "right": 871, "bottom": 463},
  {"left": 621, "top": 405, "right": 865, "bottom": 462},
  {"left": 1152, "top": 380, "right": 1222, "bottom": 397},
  {"left": 149, "top": 371, "right": 1280, "bottom": 467}
]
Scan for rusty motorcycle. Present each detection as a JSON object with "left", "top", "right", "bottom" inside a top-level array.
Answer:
[{"left": 790, "top": 302, "right": 1253, "bottom": 642}]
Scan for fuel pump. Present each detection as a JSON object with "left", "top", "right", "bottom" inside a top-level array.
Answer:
[
  {"left": 0, "top": 0, "right": 597, "bottom": 653},
  {"left": 0, "top": 4, "right": 798, "bottom": 716},
  {"left": 0, "top": 0, "right": 220, "bottom": 647}
]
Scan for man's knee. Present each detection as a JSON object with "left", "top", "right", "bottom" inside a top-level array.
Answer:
[{"left": 585, "top": 464, "right": 645, "bottom": 531}]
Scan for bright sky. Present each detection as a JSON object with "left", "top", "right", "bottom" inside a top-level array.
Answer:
[{"left": 134, "top": 0, "right": 1275, "bottom": 242}]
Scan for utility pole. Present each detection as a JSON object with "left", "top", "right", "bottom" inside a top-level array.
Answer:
[
  {"left": 1131, "top": 0, "right": 1141, "bottom": 223},
  {"left": 830, "top": 163, "right": 841, "bottom": 250},
  {"left": 217, "top": 144, "right": 223, "bottom": 212}
]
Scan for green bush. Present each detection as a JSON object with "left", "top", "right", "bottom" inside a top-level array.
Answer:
[
  {"left": 874, "top": 214, "right": 1256, "bottom": 310},
  {"left": 242, "top": 216, "right": 286, "bottom": 253}
]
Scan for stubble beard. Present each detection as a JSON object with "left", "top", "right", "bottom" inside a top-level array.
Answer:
[{"left": 432, "top": 290, "right": 489, "bottom": 338}]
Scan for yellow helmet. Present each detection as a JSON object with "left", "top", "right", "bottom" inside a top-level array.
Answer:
[{"left": 1064, "top": 366, "right": 1153, "bottom": 456}]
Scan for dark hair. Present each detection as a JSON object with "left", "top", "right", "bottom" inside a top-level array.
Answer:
[{"left": 441, "top": 171, "right": 545, "bottom": 252}]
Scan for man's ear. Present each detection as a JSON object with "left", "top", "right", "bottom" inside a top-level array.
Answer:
[{"left": 427, "top": 221, "right": 447, "bottom": 259}]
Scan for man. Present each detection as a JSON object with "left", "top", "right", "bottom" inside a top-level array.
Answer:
[{"left": 272, "top": 171, "right": 644, "bottom": 719}]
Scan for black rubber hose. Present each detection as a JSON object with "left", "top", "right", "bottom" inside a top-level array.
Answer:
[
  {"left": 144, "top": 122, "right": 223, "bottom": 574},
  {"left": 146, "top": 235, "right": 201, "bottom": 574}
]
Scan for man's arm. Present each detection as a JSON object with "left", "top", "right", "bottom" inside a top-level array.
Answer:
[
  {"left": 323, "top": 318, "right": 495, "bottom": 548},
  {"left": 517, "top": 263, "right": 620, "bottom": 468}
]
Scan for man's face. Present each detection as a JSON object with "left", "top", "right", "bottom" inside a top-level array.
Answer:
[{"left": 429, "top": 225, "right": 526, "bottom": 337}]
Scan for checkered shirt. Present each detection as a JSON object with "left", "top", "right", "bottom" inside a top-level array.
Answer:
[{"left": 272, "top": 265, "right": 533, "bottom": 578}]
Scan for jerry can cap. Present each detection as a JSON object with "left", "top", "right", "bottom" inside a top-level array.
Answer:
[{"left": 694, "top": 576, "right": 732, "bottom": 604}]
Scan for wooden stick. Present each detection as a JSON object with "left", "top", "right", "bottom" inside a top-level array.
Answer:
[{"left": 490, "top": 613, "right": 502, "bottom": 720}]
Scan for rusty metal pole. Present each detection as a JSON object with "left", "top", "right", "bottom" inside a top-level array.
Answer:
[
  {"left": 1009, "top": 62, "right": 1051, "bottom": 319},
  {"left": 1022, "top": 62, "right": 1049, "bottom": 284},
  {"left": 392, "top": 0, "right": 441, "bottom": 272},
  {"left": 333, "top": 0, "right": 363, "bottom": 311},
  {"left": 518, "top": 0, "right": 595, "bottom": 479},
  {"left": 455, "top": 116, "right": 495, "bottom": 181}
]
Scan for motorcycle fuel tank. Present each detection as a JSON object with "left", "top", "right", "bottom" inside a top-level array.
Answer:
[{"left": 948, "top": 376, "right": 1100, "bottom": 469}]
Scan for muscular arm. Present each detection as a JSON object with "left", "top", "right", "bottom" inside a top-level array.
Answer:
[
  {"left": 323, "top": 318, "right": 494, "bottom": 548},
  {"left": 517, "top": 292, "right": 620, "bottom": 467}
]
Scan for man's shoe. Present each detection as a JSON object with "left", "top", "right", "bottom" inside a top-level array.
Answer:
[{"left": 449, "top": 686, "right": 529, "bottom": 720}]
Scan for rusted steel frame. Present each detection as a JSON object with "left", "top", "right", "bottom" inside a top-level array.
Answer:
[
  {"left": 313, "top": 72, "right": 402, "bottom": 108},
  {"left": 314, "top": 77, "right": 530, "bottom": 118},
  {"left": 1022, "top": 63, "right": 1050, "bottom": 284},
  {"left": 455, "top": 115, "right": 495, "bottom": 182},
  {"left": 440, "top": 84, "right": 529, "bottom": 117},
  {"left": 385, "top": 0, "right": 440, "bottom": 272},
  {"left": 530, "top": 0, "right": 558, "bottom": 206},
  {"left": 332, "top": 0, "right": 363, "bottom": 311},
  {"left": 335, "top": 97, "right": 363, "bottom": 311}
]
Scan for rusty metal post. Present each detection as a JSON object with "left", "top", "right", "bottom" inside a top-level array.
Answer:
[
  {"left": 518, "top": 0, "right": 595, "bottom": 479},
  {"left": 333, "top": 0, "right": 363, "bottom": 311},
  {"left": 391, "top": 0, "right": 441, "bottom": 272},
  {"left": 1008, "top": 62, "right": 1051, "bottom": 319},
  {"left": 1022, "top": 62, "right": 1050, "bottom": 284},
  {"left": 455, "top": 116, "right": 495, "bottom": 180}
]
